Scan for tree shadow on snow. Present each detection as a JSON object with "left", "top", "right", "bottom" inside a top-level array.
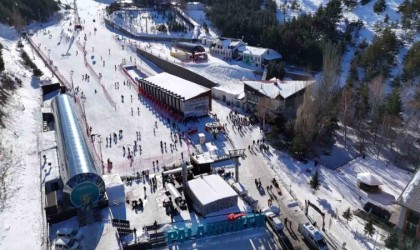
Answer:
[
  {"left": 31, "top": 76, "right": 40, "bottom": 89},
  {"left": 366, "top": 190, "right": 396, "bottom": 206},
  {"left": 317, "top": 198, "right": 336, "bottom": 217}
]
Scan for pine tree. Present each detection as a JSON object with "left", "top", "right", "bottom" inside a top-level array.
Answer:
[
  {"left": 385, "top": 89, "right": 402, "bottom": 117},
  {"left": 309, "top": 170, "right": 320, "bottom": 192},
  {"left": 385, "top": 231, "right": 399, "bottom": 250},
  {"left": 343, "top": 0, "right": 357, "bottom": 9},
  {"left": 373, "top": 0, "right": 386, "bottom": 13},
  {"left": 364, "top": 219, "right": 375, "bottom": 237},
  {"left": 342, "top": 207, "right": 353, "bottom": 223}
]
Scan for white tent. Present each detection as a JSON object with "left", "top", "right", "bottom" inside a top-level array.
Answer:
[{"left": 357, "top": 172, "right": 383, "bottom": 186}]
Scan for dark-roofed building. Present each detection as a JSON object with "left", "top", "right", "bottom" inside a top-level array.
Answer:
[
  {"left": 173, "top": 42, "right": 205, "bottom": 53},
  {"left": 172, "top": 42, "right": 207, "bottom": 61},
  {"left": 243, "top": 79, "right": 314, "bottom": 117},
  {"left": 397, "top": 169, "right": 420, "bottom": 242}
]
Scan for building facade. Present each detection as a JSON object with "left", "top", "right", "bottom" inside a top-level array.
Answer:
[
  {"left": 397, "top": 169, "right": 420, "bottom": 247},
  {"left": 243, "top": 80, "right": 313, "bottom": 117},
  {"left": 209, "top": 38, "right": 282, "bottom": 68},
  {"left": 209, "top": 38, "right": 245, "bottom": 59}
]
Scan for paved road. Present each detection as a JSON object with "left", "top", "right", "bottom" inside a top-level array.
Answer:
[
  {"left": 213, "top": 105, "right": 312, "bottom": 250},
  {"left": 217, "top": 103, "right": 341, "bottom": 249}
]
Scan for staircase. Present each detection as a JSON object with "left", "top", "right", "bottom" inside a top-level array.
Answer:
[{"left": 78, "top": 207, "right": 102, "bottom": 227}]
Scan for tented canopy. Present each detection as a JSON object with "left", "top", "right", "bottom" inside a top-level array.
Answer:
[{"left": 357, "top": 172, "right": 383, "bottom": 186}]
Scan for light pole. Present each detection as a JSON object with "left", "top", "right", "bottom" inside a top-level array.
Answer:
[
  {"left": 70, "top": 70, "right": 75, "bottom": 97},
  {"left": 97, "top": 135, "right": 104, "bottom": 175},
  {"left": 81, "top": 93, "right": 86, "bottom": 118}
]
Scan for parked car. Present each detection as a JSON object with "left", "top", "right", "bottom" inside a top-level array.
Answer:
[
  {"left": 298, "top": 222, "right": 328, "bottom": 250},
  {"left": 56, "top": 228, "right": 83, "bottom": 241},
  {"left": 363, "top": 202, "right": 391, "bottom": 221},
  {"left": 54, "top": 237, "right": 79, "bottom": 250},
  {"left": 265, "top": 211, "right": 284, "bottom": 232}
]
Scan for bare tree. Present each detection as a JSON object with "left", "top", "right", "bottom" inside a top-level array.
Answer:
[
  {"left": 368, "top": 76, "right": 385, "bottom": 146},
  {"left": 338, "top": 86, "right": 356, "bottom": 148},
  {"left": 294, "top": 87, "right": 318, "bottom": 147},
  {"left": 294, "top": 43, "right": 342, "bottom": 152},
  {"left": 255, "top": 96, "right": 277, "bottom": 129}
]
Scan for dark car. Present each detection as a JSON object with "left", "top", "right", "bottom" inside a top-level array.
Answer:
[{"left": 363, "top": 202, "right": 391, "bottom": 221}]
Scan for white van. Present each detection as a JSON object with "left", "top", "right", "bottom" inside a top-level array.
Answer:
[{"left": 298, "top": 222, "right": 328, "bottom": 250}]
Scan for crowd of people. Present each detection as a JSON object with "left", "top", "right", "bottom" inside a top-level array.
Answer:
[{"left": 227, "top": 110, "right": 251, "bottom": 131}]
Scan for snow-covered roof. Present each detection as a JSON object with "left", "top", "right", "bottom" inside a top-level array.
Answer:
[
  {"left": 241, "top": 46, "right": 281, "bottom": 60},
  {"left": 229, "top": 40, "right": 243, "bottom": 48},
  {"left": 243, "top": 80, "right": 314, "bottom": 99},
  {"left": 144, "top": 72, "right": 210, "bottom": 100},
  {"left": 220, "top": 38, "right": 231, "bottom": 49},
  {"left": 102, "top": 173, "right": 123, "bottom": 188},
  {"left": 398, "top": 169, "right": 420, "bottom": 212},
  {"left": 262, "top": 50, "right": 282, "bottom": 60},
  {"left": 187, "top": 175, "right": 237, "bottom": 206},
  {"left": 212, "top": 84, "right": 244, "bottom": 96},
  {"left": 357, "top": 172, "right": 383, "bottom": 186},
  {"left": 236, "top": 92, "right": 245, "bottom": 100},
  {"left": 242, "top": 46, "right": 269, "bottom": 56}
]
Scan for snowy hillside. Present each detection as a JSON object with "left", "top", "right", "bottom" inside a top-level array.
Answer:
[
  {"left": 276, "top": 0, "right": 420, "bottom": 86},
  {"left": 0, "top": 24, "right": 44, "bottom": 250}
]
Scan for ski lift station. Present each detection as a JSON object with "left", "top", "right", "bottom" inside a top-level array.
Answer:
[{"left": 138, "top": 72, "right": 212, "bottom": 118}]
